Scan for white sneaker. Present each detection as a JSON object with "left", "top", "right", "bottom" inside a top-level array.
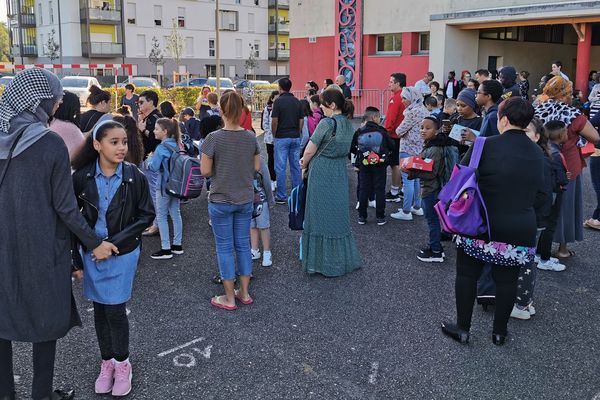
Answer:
[
  {"left": 534, "top": 254, "right": 559, "bottom": 263},
  {"left": 251, "top": 249, "right": 261, "bottom": 260},
  {"left": 510, "top": 305, "right": 531, "bottom": 320},
  {"left": 391, "top": 210, "right": 413, "bottom": 221},
  {"left": 262, "top": 251, "right": 272, "bottom": 267},
  {"left": 537, "top": 259, "right": 566, "bottom": 271},
  {"left": 410, "top": 207, "right": 424, "bottom": 216},
  {"left": 528, "top": 304, "right": 536, "bottom": 316},
  {"left": 368, "top": 200, "right": 376, "bottom": 208},
  {"left": 271, "top": 181, "right": 276, "bottom": 192}
]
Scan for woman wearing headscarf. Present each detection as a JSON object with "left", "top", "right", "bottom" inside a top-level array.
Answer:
[
  {"left": 393, "top": 87, "right": 430, "bottom": 221},
  {"left": 0, "top": 68, "right": 117, "bottom": 400},
  {"left": 534, "top": 76, "right": 600, "bottom": 258}
]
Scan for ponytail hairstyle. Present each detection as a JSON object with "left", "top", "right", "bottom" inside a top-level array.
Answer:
[
  {"left": 116, "top": 105, "right": 132, "bottom": 116},
  {"left": 320, "top": 89, "right": 354, "bottom": 119},
  {"left": 71, "top": 120, "right": 125, "bottom": 170},
  {"left": 219, "top": 90, "right": 244, "bottom": 123},
  {"left": 112, "top": 114, "right": 144, "bottom": 165},
  {"left": 300, "top": 99, "right": 312, "bottom": 117},
  {"left": 267, "top": 90, "right": 278, "bottom": 106},
  {"left": 309, "top": 94, "right": 321, "bottom": 107},
  {"left": 156, "top": 117, "right": 181, "bottom": 143},
  {"left": 88, "top": 85, "right": 111, "bottom": 106}
]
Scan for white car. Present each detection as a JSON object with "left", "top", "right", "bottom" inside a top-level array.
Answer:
[
  {"left": 60, "top": 76, "right": 101, "bottom": 106},
  {"left": 0, "top": 76, "right": 14, "bottom": 86}
]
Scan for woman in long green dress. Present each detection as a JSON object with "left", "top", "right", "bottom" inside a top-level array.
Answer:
[{"left": 299, "top": 88, "right": 362, "bottom": 276}]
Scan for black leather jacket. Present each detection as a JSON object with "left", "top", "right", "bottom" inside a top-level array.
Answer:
[{"left": 71, "top": 161, "right": 155, "bottom": 268}]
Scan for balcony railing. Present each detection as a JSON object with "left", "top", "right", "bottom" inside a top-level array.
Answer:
[
  {"left": 268, "top": 22, "right": 290, "bottom": 33},
  {"left": 268, "top": 0, "right": 289, "bottom": 8},
  {"left": 82, "top": 42, "right": 123, "bottom": 56},
  {"left": 268, "top": 49, "right": 289, "bottom": 60},
  {"left": 12, "top": 44, "right": 37, "bottom": 56},
  {"left": 81, "top": 7, "right": 122, "bottom": 23}
]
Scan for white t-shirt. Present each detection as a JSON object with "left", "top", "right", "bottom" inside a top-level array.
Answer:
[{"left": 415, "top": 79, "right": 430, "bottom": 96}]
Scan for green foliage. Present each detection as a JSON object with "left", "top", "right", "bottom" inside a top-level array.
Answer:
[{"left": 0, "top": 23, "right": 10, "bottom": 62}]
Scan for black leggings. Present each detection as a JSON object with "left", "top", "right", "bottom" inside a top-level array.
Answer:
[
  {"left": 266, "top": 143, "right": 276, "bottom": 181},
  {"left": 0, "top": 339, "right": 56, "bottom": 399},
  {"left": 455, "top": 248, "right": 520, "bottom": 336},
  {"left": 94, "top": 302, "right": 130, "bottom": 362}
]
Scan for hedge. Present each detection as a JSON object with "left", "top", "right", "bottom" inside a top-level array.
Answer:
[{"left": 106, "top": 86, "right": 202, "bottom": 112}]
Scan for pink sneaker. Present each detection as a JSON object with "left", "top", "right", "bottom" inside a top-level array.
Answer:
[
  {"left": 111, "top": 360, "right": 132, "bottom": 397},
  {"left": 94, "top": 360, "right": 115, "bottom": 394}
]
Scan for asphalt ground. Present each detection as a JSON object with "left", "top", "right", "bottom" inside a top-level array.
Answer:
[{"left": 9, "top": 135, "right": 600, "bottom": 400}]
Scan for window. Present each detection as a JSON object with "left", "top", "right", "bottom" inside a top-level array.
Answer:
[
  {"left": 219, "top": 10, "right": 238, "bottom": 31},
  {"left": 419, "top": 32, "right": 429, "bottom": 53},
  {"left": 185, "top": 37, "right": 193, "bottom": 57},
  {"left": 206, "top": 64, "right": 216, "bottom": 77},
  {"left": 253, "top": 40, "right": 260, "bottom": 57},
  {"left": 376, "top": 34, "right": 402, "bottom": 54},
  {"left": 523, "top": 25, "right": 564, "bottom": 44},
  {"left": 126, "top": 2, "right": 136, "bottom": 24},
  {"left": 154, "top": 5, "right": 162, "bottom": 26},
  {"left": 479, "top": 27, "right": 519, "bottom": 41},
  {"left": 308, "top": 37, "right": 317, "bottom": 43},
  {"left": 38, "top": 2, "right": 42, "bottom": 24},
  {"left": 235, "top": 39, "right": 242, "bottom": 58},
  {"left": 136, "top": 34, "right": 146, "bottom": 56},
  {"left": 48, "top": 1, "right": 53, "bottom": 24},
  {"left": 209, "top": 39, "right": 215, "bottom": 57},
  {"left": 178, "top": 7, "right": 185, "bottom": 28},
  {"left": 40, "top": 33, "right": 44, "bottom": 52},
  {"left": 248, "top": 13, "right": 255, "bottom": 32},
  {"left": 235, "top": 0, "right": 241, "bottom": 3}
]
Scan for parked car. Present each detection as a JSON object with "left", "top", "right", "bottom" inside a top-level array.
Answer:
[
  {"left": 60, "top": 76, "right": 101, "bottom": 106},
  {"left": 0, "top": 76, "right": 14, "bottom": 86},
  {"left": 271, "top": 77, "right": 289, "bottom": 86},
  {"left": 119, "top": 76, "right": 160, "bottom": 88},
  {"left": 168, "top": 78, "right": 208, "bottom": 88},
  {"left": 235, "top": 79, "right": 271, "bottom": 89},
  {"left": 205, "top": 77, "right": 234, "bottom": 92}
]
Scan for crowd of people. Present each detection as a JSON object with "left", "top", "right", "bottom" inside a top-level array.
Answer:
[{"left": 0, "top": 60, "right": 599, "bottom": 398}]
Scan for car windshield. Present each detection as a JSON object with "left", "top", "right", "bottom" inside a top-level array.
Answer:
[
  {"left": 133, "top": 79, "right": 155, "bottom": 87},
  {"left": 61, "top": 78, "right": 89, "bottom": 88},
  {"left": 0, "top": 77, "right": 13, "bottom": 84},
  {"left": 206, "top": 78, "right": 233, "bottom": 88}
]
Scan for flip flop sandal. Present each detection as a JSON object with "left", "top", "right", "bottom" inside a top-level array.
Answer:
[
  {"left": 553, "top": 250, "right": 576, "bottom": 259},
  {"left": 584, "top": 219, "right": 600, "bottom": 230},
  {"left": 210, "top": 296, "right": 238, "bottom": 311},
  {"left": 234, "top": 290, "right": 254, "bottom": 305}
]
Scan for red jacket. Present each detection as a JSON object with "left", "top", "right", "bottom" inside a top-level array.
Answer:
[
  {"left": 385, "top": 90, "right": 405, "bottom": 139},
  {"left": 240, "top": 108, "right": 254, "bottom": 131}
]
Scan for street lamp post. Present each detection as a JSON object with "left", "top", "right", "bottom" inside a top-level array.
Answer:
[{"left": 215, "top": 0, "right": 220, "bottom": 93}]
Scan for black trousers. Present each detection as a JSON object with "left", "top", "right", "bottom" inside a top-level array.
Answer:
[
  {"left": 93, "top": 302, "right": 130, "bottom": 362},
  {"left": 266, "top": 143, "right": 276, "bottom": 181},
  {"left": 0, "top": 339, "right": 56, "bottom": 399},
  {"left": 537, "top": 194, "right": 562, "bottom": 261},
  {"left": 357, "top": 166, "right": 386, "bottom": 219},
  {"left": 455, "top": 248, "right": 520, "bottom": 336}
]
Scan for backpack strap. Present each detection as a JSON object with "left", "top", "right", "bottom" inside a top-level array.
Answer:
[{"left": 468, "top": 137, "right": 486, "bottom": 169}]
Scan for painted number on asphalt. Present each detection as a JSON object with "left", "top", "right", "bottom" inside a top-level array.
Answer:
[{"left": 157, "top": 337, "right": 213, "bottom": 368}]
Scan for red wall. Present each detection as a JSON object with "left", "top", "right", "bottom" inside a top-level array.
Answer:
[
  {"left": 290, "top": 33, "right": 430, "bottom": 91},
  {"left": 289, "top": 37, "right": 336, "bottom": 91}
]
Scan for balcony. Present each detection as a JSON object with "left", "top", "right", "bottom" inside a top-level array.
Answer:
[
  {"left": 268, "top": 22, "right": 290, "bottom": 34},
  {"left": 17, "top": 13, "right": 36, "bottom": 26},
  {"left": 269, "top": 49, "right": 289, "bottom": 60},
  {"left": 12, "top": 44, "right": 38, "bottom": 56},
  {"left": 268, "top": 0, "right": 289, "bottom": 9},
  {"left": 82, "top": 42, "right": 123, "bottom": 56},
  {"left": 81, "top": 7, "right": 122, "bottom": 23}
]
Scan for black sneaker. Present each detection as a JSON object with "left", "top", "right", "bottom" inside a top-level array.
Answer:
[
  {"left": 151, "top": 249, "right": 173, "bottom": 260},
  {"left": 385, "top": 191, "right": 401, "bottom": 203},
  {"left": 376, "top": 217, "right": 387, "bottom": 226},
  {"left": 171, "top": 245, "right": 184, "bottom": 255},
  {"left": 358, "top": 216, "right": 367, "bottom": 225},
  {"left": 275, "top": 198, "right": 287, "bottom": 205},
  {"left": 417, "top": 248, "right": 445, "bottom": 263}
]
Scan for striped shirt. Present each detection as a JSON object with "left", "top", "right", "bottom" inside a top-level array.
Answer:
[{"left": 201, "top": 129, "right": 260, "bottom": 204}]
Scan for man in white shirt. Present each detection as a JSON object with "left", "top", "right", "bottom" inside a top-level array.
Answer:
[
  {"left": 415, "top": 72, "right": 434, "bottom": 97},
  {"left": 551, "top": 61, "right": 570, "bottom": 81}
]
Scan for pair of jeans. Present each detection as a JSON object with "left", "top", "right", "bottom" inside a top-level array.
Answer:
[
  {"left": 357, "top": 166, "right": 386, "bottom": 219},
  {"left": 156, "top": 189, "right": 183, "bottom": 250},
  {"left": 0, "top": 339, "right": 56, "bottom": 399},
  {"left": 400, "top": 152, "right": 421, "bottom": 212},
  {"left": 455, "top": 248, "right": 520, "bottom": 336},
  {"left": 266, "top": 143, "right": 276, "bottom": 181},
  {"left": 274, "top": 137, "right": 301, "bottom": 200},
  {"left": 208, "top": 202, "right": 253, "bottom": 281},
  {"left": 142, "top": 161, "right": 159, "bottom": 227},
  {"left": 590, "top": 156, "right": 600, "bottom": 219},
  {"left": 422, "top": 189, "right": 442, "bottom": 252},
  {"left": 93, "top": 302, "right": 129, "bottom": 362}
]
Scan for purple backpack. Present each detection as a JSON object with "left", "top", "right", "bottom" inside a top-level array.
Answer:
[{"left": 434, "top": 137, "right": 490, "bottom": 238}]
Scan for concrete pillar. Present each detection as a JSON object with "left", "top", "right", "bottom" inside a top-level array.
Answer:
[
  {"left": 575, "top": 23, "right": 592, "bottom": 99},
  {"left": 429, "top": 22, "right": 479, "bottom": 86}
]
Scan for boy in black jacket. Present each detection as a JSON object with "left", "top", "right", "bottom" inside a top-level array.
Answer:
[{"left": 350, "top": 107, "right": 394, "bottom": 225}]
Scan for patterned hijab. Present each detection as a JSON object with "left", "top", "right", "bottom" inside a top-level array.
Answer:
[
  {"left": 534, "top": 76, "right": 581, "bottom": 127},
  {"left": 0, "top": 68, "right": 63, "bottom": 159},
  {"left": 401, "top": 87, "right": 425, "bottom": 112}
]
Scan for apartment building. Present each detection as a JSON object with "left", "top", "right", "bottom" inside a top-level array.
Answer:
[
  {"left": 7, "top": 0, "right": 288, "bottom": 78},
  {"left": 290, "top": 0, "right": 600, "bottom": 97}
]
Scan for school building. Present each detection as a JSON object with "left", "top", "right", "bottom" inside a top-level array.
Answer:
[{"left": 289, "top": 0, "right": 600, "bottom": 97}]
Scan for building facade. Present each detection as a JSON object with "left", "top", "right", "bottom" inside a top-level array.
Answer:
[
  {"left": 7, "top": 0, "right": 290, "bottom": 79},
  {"left": 289, "top": 0, "right": 600, "bottom": 97}
]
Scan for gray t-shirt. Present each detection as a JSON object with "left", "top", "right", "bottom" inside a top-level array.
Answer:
[{"left": 201, "top": 129, "right": 260, "bottom": 204}]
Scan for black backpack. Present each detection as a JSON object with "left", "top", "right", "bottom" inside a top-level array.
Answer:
[{"left": 357, "top": 129, "right": 388, "bottom": 166}]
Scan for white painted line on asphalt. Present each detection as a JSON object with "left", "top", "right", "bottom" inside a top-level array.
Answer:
[
  {"left": 13, "top": 375, "right": 20, "bottom": 384},
  {"left": 158, "top": 337, "right": 205, "bottom": 357},
  {"left": 193, "top": 345, "right": 213, "bottom": 359},
  {"left": 172, "top": 353, "right": 197, "bottom": 368},
  {"left": 368, "top": 362, "right": 379, "bottom": 384}
]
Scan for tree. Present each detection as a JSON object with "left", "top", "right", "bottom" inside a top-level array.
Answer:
[
  {"left": 245, "top": 43, "right": 258, "bottom": 80},
  {"left": 44, "top": 29, "right": 60, "bottom": 62},
  {"left": 165, "top": 19, "right": 184, "bottom": 70},
  {"left": 0, "top": 23, "right": 11, "bottom": 62},
  {"left": 148, "top": 36, "right": 165, "bottom": 72}
]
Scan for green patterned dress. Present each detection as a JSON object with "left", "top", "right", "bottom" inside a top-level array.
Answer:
[{"left": 301, "top": 114, "right": 362, "bottom": 276}]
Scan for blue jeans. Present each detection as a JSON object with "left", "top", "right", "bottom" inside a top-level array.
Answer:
[
  {"left": 156, "top": 190, "right": 183, "bottom": 250},
  {"left": 274, "top": 137, "right": 302, "bottom": 200},
  {"left": 208, "top": 202, "right": 253, "bottom": 280},
  {"left": 422, "top": 189, "right": 442, "bottom": 252},
  {"left": 142, "top": 161, "right": 159, "bottom": 227},
  {"left": 400, "top": 152, "right": 421, "bottom": 212}
]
